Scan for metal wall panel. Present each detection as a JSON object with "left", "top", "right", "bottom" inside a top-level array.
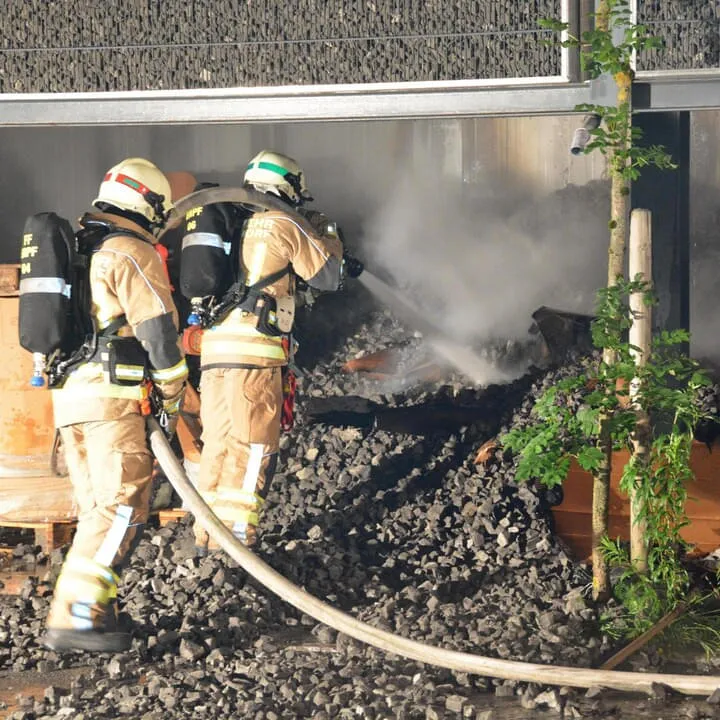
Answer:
[
  {"left": 688, "top": 111, "right": 720, "bottom": 362},
  {"left": 0, "top": 116, "right": 605, "bottom": 266},
  {"left": 6, "top": 114, "right": 719, "bottom": 361}
]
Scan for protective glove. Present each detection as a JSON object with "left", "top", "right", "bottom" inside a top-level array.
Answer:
[
  {"left": 159, "top": 388, "right": 185, "bottom": 439},
  {"left": 342, "top": 253, "right": 364, "bottom": 279}
]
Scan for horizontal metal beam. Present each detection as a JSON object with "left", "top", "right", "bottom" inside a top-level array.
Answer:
[
  {"left": 0, "top": 78, "right": 605, "bottom": 126},
  {"left": 634, "top": 71, "right": 720, "bottom": 113},
  {"left": 0, "top": 71, "right": 718, "bottom": 126}
]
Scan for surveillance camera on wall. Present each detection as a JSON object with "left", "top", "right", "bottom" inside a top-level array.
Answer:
[{"left": 569, "top": 113, "right": 601, "bottom": 156}]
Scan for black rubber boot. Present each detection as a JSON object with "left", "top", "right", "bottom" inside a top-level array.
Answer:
[
  {"left": 43, "top": 601, "right": 132, "bottom": 653},
  {"left": 43, "top": 627, "right": 131, "bottom": 653}
]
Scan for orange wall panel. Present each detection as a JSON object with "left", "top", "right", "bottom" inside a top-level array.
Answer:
[{"left": 555, "top": 442, "right": 720, "bottom": 558}]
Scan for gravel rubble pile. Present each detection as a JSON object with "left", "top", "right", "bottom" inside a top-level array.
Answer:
[{"left": 2, "top": 303, "right": 720, "bottom": 719}]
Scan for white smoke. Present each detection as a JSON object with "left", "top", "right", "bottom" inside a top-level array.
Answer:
[{"left": 360, "top": 159, "right": 610, "bottom": 350}]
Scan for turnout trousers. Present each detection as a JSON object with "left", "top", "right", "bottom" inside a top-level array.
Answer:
[
  {"left": 194, "top": 366, "right": 282, "bottom": 548},
  {"left": 46, "top": 412, "right": 153, "bottom": 632}
]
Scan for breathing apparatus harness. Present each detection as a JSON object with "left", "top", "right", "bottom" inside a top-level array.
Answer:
[
  {"left": 187, "top": 264, "right": 292, "bottom": 335},
  {"left": 41, "top": 214, "right": 159, "bottom": 388}
]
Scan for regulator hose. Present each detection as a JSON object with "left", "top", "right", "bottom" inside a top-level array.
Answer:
[{"left": 147, "top": 416, "right": 720, "bottom": 697}]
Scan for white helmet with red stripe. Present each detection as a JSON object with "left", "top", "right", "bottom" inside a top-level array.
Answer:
[{"left": 93, "top": 157, "right": 173, "bottom": 226}]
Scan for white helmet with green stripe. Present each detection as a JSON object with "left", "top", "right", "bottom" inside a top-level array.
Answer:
[{"left": 243, "top": 150, "right": 313, "bottom": 207}]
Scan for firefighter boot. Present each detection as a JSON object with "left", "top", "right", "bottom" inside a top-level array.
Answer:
[
  {"left": 229, "top": 518, "right": 258, "bottom": 547},
  {"left": 43, "top": 558, "right": 132, "bottom": 653},
  {"left": 216, "top": 495, "right": 263, "bottom": 549}
]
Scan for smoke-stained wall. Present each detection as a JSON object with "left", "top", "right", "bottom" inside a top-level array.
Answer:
[
  {"left": 0, "top": 116, "right": 608, "bottom": 358},
  {"left": 0, "top": 115, "right": 604, "bottom": 262}
]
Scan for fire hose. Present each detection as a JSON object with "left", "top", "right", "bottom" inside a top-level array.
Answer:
[
  {"left": 147, "top": 415, "right": 720, "bottom": 697},
  {"left": 158, "top": 186, "right": 316, "bottom": 242}
]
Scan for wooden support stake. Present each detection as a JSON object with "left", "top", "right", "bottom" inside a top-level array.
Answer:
[{"left": 628, "top": 209, "right": 652, "bottom": 574}]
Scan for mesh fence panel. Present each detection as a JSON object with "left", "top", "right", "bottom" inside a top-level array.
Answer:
[
  {"left": 636, "top": 3, "right": 720, "bottom": 71},
  {"left": 0, "top": 0, "right": 561, "bottom": 92}
]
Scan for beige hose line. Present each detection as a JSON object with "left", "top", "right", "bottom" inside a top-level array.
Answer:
[
  {"left": 159, "top": 186, "right": 315, "bottom": 240},
  {"left": 147, "top": 417, "right": 720, "bottom": 696}
]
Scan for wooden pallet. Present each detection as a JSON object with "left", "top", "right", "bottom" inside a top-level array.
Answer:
[
  {"left": 157, "top": 508, "right": 188, "bottom": 527},
  {"left": 0, "top": 519, "right": 76, "bottom": 554},
  {"left": 1, "top": 507, "right": 193, "bottom": 554}
]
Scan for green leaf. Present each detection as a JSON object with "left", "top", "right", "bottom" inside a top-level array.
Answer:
[
  {"left": 538, "top": 18, "right": 568, "bottom": 32},
  {"left": 577, "top": 445, "right": 606, "bottom": 472},
  {"left": 576, "top": 406, "right": 600, "bottom": 436}
]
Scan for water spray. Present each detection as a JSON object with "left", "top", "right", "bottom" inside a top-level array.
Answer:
[{"left": 356, "top": 270, "right": 522, "bottom": 385}]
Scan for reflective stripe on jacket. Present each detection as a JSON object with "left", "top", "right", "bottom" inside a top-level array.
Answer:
[
  {"left": 201, "top": 309, "right": 287, "bottom": 366},
  {"left": 58, "top": 361, "right": 148, "bottom": 400}
]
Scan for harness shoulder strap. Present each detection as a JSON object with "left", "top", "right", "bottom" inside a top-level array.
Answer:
[
  {"left": 98, "top": 314, "right": 128, "bottom": 337},
  {"left": 247, "top": 265, "right": 291, "bottom": 293},
  {"left": 208, "top": 265, "right": 292, "bottom": 327},
  {"left": 221, "top": 265, "right": 291, "bottom": 307}
]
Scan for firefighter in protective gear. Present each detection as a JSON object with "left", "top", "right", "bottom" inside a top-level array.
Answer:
[
  {"left": 188, "top": 150, "right": 343, "bottom": 551},
  {"left": 44, "top": 158, "right": 188, "bottom": 653}
]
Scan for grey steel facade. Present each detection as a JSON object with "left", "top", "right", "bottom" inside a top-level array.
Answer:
[{"left": 0, "top": 2, "right": 718, "bottom": 125}]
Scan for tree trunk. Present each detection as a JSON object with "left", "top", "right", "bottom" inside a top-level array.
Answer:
[
  {"left": 591, "top": 0, "right": 633, "bottom": 601},
  {"left": 591, "top": 431, "right": 612, "bottom": 600},
  {"left": 628, "top": 209, "right": 652, "bottom": 573}
]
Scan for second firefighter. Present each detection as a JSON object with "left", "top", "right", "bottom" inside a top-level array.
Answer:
[{"left": 182, "top": 150, "right": 344, "bottom": 551}]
